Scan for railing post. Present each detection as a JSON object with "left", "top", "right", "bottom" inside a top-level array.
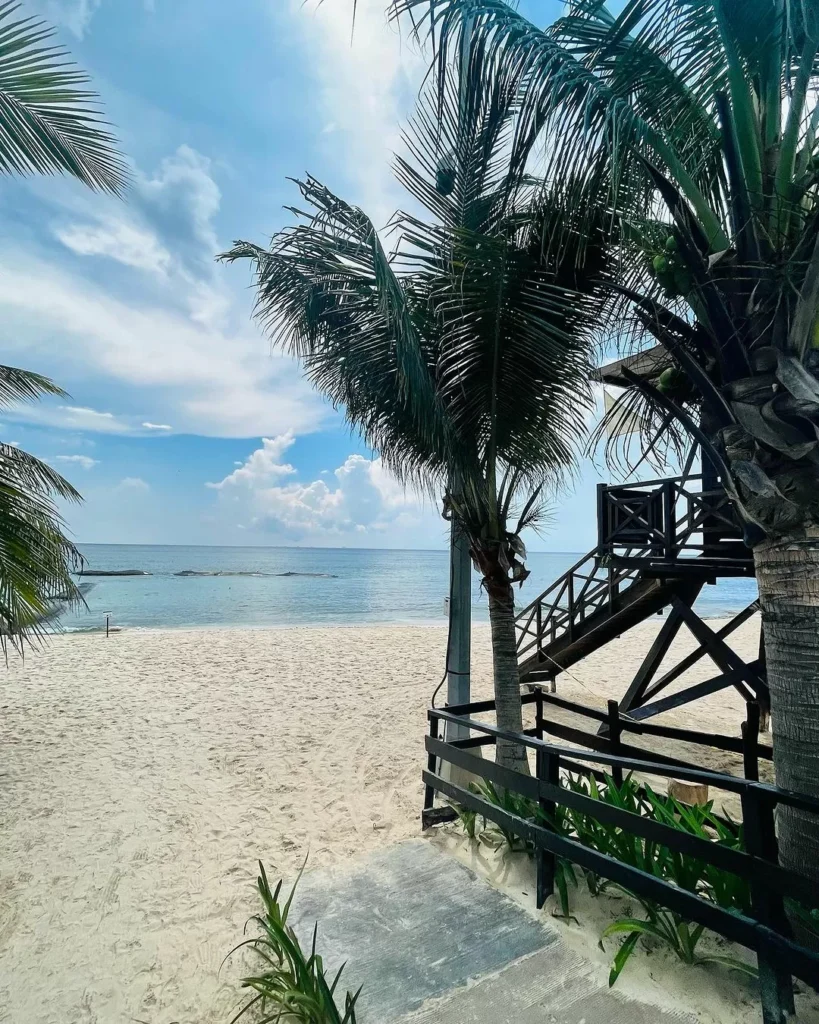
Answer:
[
  {"left": 567, "top": 574, "right": 575, "bottom": 643},
  {"left": 597, "top": 483, "right": 607, "bottom": 551},
  {"left": 423, "top": 714, "right": 439, "bottom": 825},
  {"left": 607, "top": 700, "right": 624, "bottom": 787},
  {"left": 741, "top": 702, "right": 761, "bottom": 783},
  {"left": 663, "top": 479, "right": 675, "bottom": 560},
  {"left": 741, "top": 788, "right": 795, "bottom": 1023},
  {"left": 536, "top": 747, "right": 559, "bottom": 909},
  {"left": 535, "top": 688, "right": 544, "bottom": 740}
]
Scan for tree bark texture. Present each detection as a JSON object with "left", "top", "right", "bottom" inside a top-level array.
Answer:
[
  {"left": 754, "top": 536, "right": 819, "bottom": 882},
  {"left": 485, "top": 575, "right": 530, "bottom": 775}
]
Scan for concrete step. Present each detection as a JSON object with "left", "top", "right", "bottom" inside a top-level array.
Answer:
[{"left": 286, "top": 839, "right": 698, "bottom": 1024}]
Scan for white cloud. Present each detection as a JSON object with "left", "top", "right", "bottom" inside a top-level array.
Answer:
[
  {"left": 54, "top": 454, "right": 99, "bottom": 469},
  {"left": 56, "top": 218, "right": 171, "bottom": 275},
  {"left": 28, "top": 0, "right": 102, "bottom": 37},
  {"left": 0, "top": 139, "right": 327, "bottom": 440},
  {"left": 207, "top": 432, "right": 297, "bottom": 489},
  {"left": 209, "top": 433, "right": 437, "bottom": 542},
  {"left": 4, "top": 403, "right": 132, "bottom": 434},
  {"left": 54, "top": 145, "right": 226, "bottom": 325},
  {"left": 291, "top": 0, "right": 424, "bottom": 227},
  {"left": 0, "top": 253, "right": 324, "bottom": 438},
  {"left": 28, "top": 0, "right": 154, "bottom": 37},
  {"left": 119, "top": 477, "right": 150, "bottom": 491}
]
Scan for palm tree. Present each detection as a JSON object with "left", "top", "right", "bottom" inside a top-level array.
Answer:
[
  {"left": 0, "top": 2, "right": 127, "bottom": 648},
  {"left": 392, "top": 0, "right": 819, "bottom": 875},
  {"left": 0, "top": 369, "right": 85, "bottom": 650},
  {"left": 221, "top": 61, "right": 611, "bottom": 771}
]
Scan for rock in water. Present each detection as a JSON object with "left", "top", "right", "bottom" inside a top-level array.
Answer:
[{"left": 78, "top": 570, "right": 151, "bottom": 577}]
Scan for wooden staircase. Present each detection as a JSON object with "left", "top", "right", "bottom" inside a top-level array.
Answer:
[{"left": 516, "top": 472, "right": 753, "bottom": 686}]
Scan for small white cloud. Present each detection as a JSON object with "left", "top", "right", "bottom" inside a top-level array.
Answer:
[
  {"left": 142, "top": 422, "right": 172, "bottom": 431},
  {"left": 27, "top": 0, "right": 102, "bottom": 38},
  {"left": 119, "top": 477, "right": 150, "bottom": 491},
  {"left": 57, "top": 217, "right": 171, "bottom": 275},
  {"left": 54, "top": 454, "right": 99, "bottom": 470},
  {"left": 207, "top": 432, "right": 298, "bottom": 489},
  {"left": 64, "top": 405, "right": 113, "bottom": 420}
]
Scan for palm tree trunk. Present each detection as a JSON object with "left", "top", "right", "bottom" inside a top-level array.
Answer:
[
  {"left": 754, "top": 536, "right": 819, "bottom": 881},
  {"left": 485, "top": 575, "right": 530, "bottom": 775}
]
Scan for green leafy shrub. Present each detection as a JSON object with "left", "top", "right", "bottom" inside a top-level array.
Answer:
[
  {"left": 449, "top": 769, "right": 755, "bottom": 984},
  {"left": 602, "top": 895, "right": 757, "bottom": 986},
  {"left": 227, "top": 861, "right": 360, "bottom": 1024},
  {"left": 469, "top": 779, "right": 536, "bottom": 852}
]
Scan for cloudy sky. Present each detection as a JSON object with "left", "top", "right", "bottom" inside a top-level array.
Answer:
[{"left": 3, "top": 0, "right": 605, "bottom": 549}]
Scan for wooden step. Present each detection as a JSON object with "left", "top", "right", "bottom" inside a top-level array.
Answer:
[{"left": 519, "top": 575, "right": 691, "bottom": 682}]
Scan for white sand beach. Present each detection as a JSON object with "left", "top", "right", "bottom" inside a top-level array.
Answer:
[{"left": 0, "top": 617, "right": 764, "bottom": 1023}]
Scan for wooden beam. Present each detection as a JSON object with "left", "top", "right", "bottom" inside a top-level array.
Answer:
[
  {"left": 672, "top": 598, "right": 763, "bottom": 701},
  {"left": 627, "top": 662, "right": 763, "bottom": 720},
  {"left": 642, "top": 600, "right": 759, "bottom": 702},
  {"left": 620, "top": 581, "right": 702, "bottom": 713}
]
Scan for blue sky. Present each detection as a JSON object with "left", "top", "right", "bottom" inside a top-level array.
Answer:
[{"left": 2, "top": 0, "right": 606, "bottom": 550}]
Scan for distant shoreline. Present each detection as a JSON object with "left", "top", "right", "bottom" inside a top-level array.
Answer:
[{"left": 58, "top": 606, "right": 752, "bottom": 636}]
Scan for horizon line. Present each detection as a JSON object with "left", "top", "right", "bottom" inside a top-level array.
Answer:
[{"left": 76, "top": 541, "right": 588, "bottom": 554}]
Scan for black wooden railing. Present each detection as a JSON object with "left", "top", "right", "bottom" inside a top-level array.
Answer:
[
  {"left": 598, "top": 473, "right": 748, "bottom": 570},
  {"left": 422, "top": 694, "right": 819, "bottom": 1024},
  {"left": 515, "top": 546, "right": 644, "bottom": 667}
]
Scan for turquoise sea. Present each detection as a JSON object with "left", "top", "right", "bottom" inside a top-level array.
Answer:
[{"left": 60, "top": 545, "right": 759, "bottom": 632}]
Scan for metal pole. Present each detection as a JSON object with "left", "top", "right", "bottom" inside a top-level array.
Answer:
[{"left": 446, "top": 520, "right": 472, "bottom": 742}]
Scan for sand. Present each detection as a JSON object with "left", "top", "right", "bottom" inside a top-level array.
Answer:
[{"left": 0, "top": 616, "right": 766, "bottom": 1023}]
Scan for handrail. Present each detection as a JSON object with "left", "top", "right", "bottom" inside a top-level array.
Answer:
[
  {"left": 516, "top": 472, "right": 750, "bottom": 670},
  {"left": 428, "top": 705, "right": 813, "bottom": 804}
]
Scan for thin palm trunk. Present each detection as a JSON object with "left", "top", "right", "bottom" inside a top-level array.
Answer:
[
  {"left": 753, "top": 537, "right": 819, "bottom": 882},
  {"left": 484, "top": 569, "right": 530, "bottom": 774}
]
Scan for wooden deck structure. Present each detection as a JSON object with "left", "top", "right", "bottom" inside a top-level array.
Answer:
[{"left": 515, "top": 351, "right": 767, "bottom": 721}]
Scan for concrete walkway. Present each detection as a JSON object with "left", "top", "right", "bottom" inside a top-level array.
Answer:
[{"left": 289, "top": 839, "right": 697, "bottom": 1024}]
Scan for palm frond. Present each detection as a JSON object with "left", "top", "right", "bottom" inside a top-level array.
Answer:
[
  {"left": 221, "top": 178, "right": 449, "bottom": 493},
  {"left": 0, "top": 0, "right": 127, "bottom": 193},
  {"left": 222, "top": 45, "right": 616, "bottom": 543},
  {"left": 0, "top": 441, "right": 83, "bottom": 653},
  {"left": 0, "top": 363, "right": 67, "bottom": 406},
  {"left": 390, "top": 0, "right": 730, "bottom": 249}
]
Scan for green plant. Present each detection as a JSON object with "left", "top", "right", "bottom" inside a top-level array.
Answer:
[
  {"left": 450, "top": 799, "right": 482, "bottom": 840},
  {"left": 602, "top": 895, "right": 758, "bottom": 987},
  {"left": 469, "top": 780, "right": 536, "bottom": 852},
  {"left": 451, "top": 767, "right": 753, "bottom": 949},
  {"left": 227, "top": 861, "right": 360, "bottom": 1024}
]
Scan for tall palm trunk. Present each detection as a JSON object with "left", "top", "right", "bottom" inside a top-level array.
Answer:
[
  {"left": 482, "top": 563, "right": 530, "bottom": 774},
  {"left": 753, "top": 535, "right": 819, "bottom": 882}
]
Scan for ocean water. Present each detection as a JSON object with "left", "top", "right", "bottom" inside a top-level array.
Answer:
[{"left": 60, "top": 545, "right": 759, "bottom": 632}]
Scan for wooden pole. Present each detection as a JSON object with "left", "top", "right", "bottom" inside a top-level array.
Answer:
[{"left": 446, "top": 521, "right": 471, "bottom": 742}]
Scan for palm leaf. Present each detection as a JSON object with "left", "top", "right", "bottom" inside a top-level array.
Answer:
[
  {"left": 221, "top": 51, "right": 613, "bottom": 537},
  {"left": 0, "top": 441, "right": 83, "bottom": 652},
  {"left": 0, "top": 0, "right": 127, "bottom": 193},
  {"left": 0, "top": 363, "right": 67, "bottom": 406}
]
